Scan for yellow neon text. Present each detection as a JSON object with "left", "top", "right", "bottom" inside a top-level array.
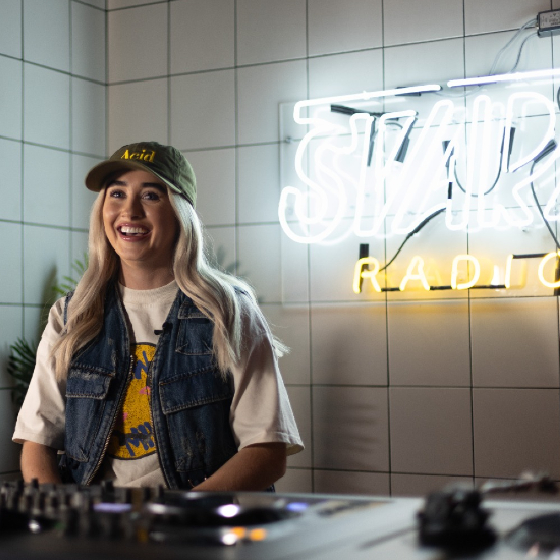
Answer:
[
  {"left": 399, "top": 256, "right": 431, "bottom": 291},
  {"left": 352, "top": 258, "right": 382, "bottom": 294},
  {"left": 451, "top": 255, "right": 480, "bottom": 290},
  {"left": 352, "top": 252, "right": 559, "bottom": 293},
  {"left": 538, "top": 251, "right": 560, "bottom": 288}
]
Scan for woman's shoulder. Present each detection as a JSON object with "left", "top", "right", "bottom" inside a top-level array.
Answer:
[{"left": 233, "top": 289, "right": 270, "bottom": 339}]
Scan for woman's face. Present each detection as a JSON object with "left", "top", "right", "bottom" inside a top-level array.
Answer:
[{"left": 102, "top": 169, "right": 179, "bottom": 281}]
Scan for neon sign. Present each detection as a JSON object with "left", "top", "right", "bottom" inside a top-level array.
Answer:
[
  {"left": 352, "top": 252, "right": 560, "bottom": 293},
  {"left": 279, "top": 68, "right": 560, "bottom": 245}
]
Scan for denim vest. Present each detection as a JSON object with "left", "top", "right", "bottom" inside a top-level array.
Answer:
[{"left": 59, "top": 285, "right": 238, "bottom": 489}]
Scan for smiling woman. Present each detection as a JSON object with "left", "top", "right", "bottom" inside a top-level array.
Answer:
[{"left": 12, "top": 141, "right": 303, "bottom": 491}]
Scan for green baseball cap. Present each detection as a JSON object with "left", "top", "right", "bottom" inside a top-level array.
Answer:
[{"left": 85, "top": 141, "right": 197, "bottom": 207}]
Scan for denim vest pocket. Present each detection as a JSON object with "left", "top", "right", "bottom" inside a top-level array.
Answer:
[
  {"left": 65, "top": 366, "right": 113, "bottom": 462},
  {"left": 159, "top": 366, "right": 235, "bottom": 472},
  {"left": 176, "top": 307, "right": 213, "bottom": 355}
]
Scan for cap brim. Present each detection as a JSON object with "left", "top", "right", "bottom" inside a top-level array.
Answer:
[{"left": 85, "top": 160, "right": 182, "bottom": 196}]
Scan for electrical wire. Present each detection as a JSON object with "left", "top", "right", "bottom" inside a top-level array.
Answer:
[
  {"left": 489, "top": 18, "right": 538, "bottom": 75},
  {"left": 452, "top": 159, "right": 502, "bottom": 197},
  {"left": 379, "top": 208, "right": 446, "bottom": 272},
  {"left": 529, "top": 142, "right": 560, "bottom": 250}
]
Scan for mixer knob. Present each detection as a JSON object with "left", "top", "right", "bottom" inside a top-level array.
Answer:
[
  {"left": 45, "top": 492, "right": 59, "bottom": 515},
  {"left": 99, "top": 513, "right": 122, "bottom": 539}
]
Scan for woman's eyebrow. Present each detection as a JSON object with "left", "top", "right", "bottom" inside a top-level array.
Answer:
[
  {"left": 142, "top": 182, "right": 166, "bottom": 191},
  {"left": 106, "top": 180, "right": 166, "bottom": 191}
]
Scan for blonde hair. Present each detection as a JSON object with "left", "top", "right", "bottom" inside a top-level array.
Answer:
[{"left": 51, "top": 186, "right": 275, "bottom": 381}]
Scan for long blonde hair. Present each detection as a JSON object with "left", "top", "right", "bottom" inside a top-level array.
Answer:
[{"left": 51, "top": 186, "right": 271, "bottom": 380}]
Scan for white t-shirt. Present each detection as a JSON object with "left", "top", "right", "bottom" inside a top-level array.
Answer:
[{"left": 13, "top": 281, "right": 303, "bottom": 487}]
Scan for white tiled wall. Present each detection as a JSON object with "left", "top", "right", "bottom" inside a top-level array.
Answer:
[
  {"left": 2, "top": 0, "right": 560, "bottom": 497},
  {"left": 0, "top": 0, "right": 106, "bottom": 478}
]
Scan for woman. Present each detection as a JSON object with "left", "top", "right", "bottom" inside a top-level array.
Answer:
[{"left": 13, "top": 141, "right": 303, "bottom": 490}]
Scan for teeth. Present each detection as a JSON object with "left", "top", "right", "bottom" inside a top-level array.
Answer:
[{"left": 120, "top": 226, "right": 148, "bottom": 234}]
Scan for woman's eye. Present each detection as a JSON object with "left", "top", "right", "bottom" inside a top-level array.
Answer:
[
  {"left": 108, "top": 189, "right": 125, "bottom": 198},
  {"left": 143, "top": 191, "right": 160, "bottom": 201}
]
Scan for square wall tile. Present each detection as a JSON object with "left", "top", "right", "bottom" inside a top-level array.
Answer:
[
  {"left": 72, "top": 78, "right": 106, "bottom": 156},
  {"left": 466, "top": 30, "right": 552, "bottom": 79},
  {"left": 390, "top": 387, "right": 473, "bottom": 475},
  {"left": 473, "top": 388, "right": 560, "bottom": 479},
  {"left": 465, "top": 0, "right": 549, "bottom": 35},
  {"left": 71, "top": 154, "right": 102, "bottom": 229},
  {"left": 309, "top": 223, "right": 387, "bottom": 302},
  {"left": 391, "top": 474, "right": 474, "bottom": 497},
  {"left": 0, "top": 306, "right": 23, "bottom": 387},
  {"left": 280, "top": 234, "right": 309, "bottom": 303},
  {"left": 471, "top": 297, "right": 559, "bottom": 388},
  {"left": 24, "top": 64, "right": 70, "bottom": 150},
  {"left": 311, "top": 303, "right": 388, "bottom": 386},
  {"left": 170, "top": 0, "right": 234, "bottom": 73},
  {"left": 384, "top": 39, "right": 464, "bottom": 90},
  {"left": 275, "top": 468, "right": 313, "bottom": 493},
  {"left": 314, "top": 470, "right": 390, "bottom": 496},
  {"left": 309, "top": 50, "right": 383, "bottom": 100},
  {"left": 24, "top": 305, "right": 46, "bottom": 344},
  {"left": 388, "top": 300, "right": 470, "bottom": 387},
  {"left": 0, "top": 222, "right": 22, "bottom": 304},
  {"left": 384, "top": 216, "right": 469, "bottom": 301},
  {"left": 284, "top": 385, "right": 311, "bottom": 468},
  {"left": 261, "top": 303, "right": 311, "bottom": 385},
  {"left": 237, "top": 0, "right": 306, "bottom": 65},
  {"left": 23, "top": 225, "right": 69, "bottom": 305},
  {"left": 0, "top": 390, "right": 21, "bottom": 472},
  {"left": 237, "top": 224, "right": 282, "bottom": 303},
  {"left": 170, "top": 70, "right": 235, "bottom": 150},
  {"left": 108, "top": 79, "right": 168, "bottom": 154},
  {"left": 237, "top": 60, "right": 307, "bottom": 145},
  {"left": 238, "top": 144, "right": 281, "bottom": 224},
  {"left": 467, "top": 224, "right": 556, "bottom": 299},
  {"left": 71, "top": 1, "right": 106, "bottom": 82},
  {"left": 0, "top": 0, "right": 21, "bottom": 58},
  {"left": 108, "top": 3, "right": 167, "bottom": 82},
  {"left": 204, "top": 226, "right": 236, "bottom": 274},
  {"left": 24, "top": 145, "right": 70, "bottom": 227},
  {"left": 313, "top": 386, "right": 389, "bottom": 471},
  {"left": 24, "top": 0, "right": 69, "bottom": 72},
  {"left": 0, "top": 57, "right": 22, "bottom": 140},
  {"left": 384, "top": 0, "right": 463, "bottom": 46},
  {"left": 308, "top": 0, "right": 382, "bottom": 56},
  {"left": 71, "top": 231, "right": 89, "bottom": 266},
  {"left": 0, "top": 139, "right": 22, "bottom": 221},
  {"left": 186, "top": 149, "right": 235, "bottom": 226}
]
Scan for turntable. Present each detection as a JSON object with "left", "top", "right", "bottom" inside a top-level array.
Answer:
[{"left": 0, "top": 477, "right": 559, "bottom": 559}]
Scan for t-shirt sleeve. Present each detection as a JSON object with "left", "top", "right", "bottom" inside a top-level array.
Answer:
[
  {"left": 229, "top": 298, "right": 304, "bottom": 456},
  {"left": 12, "top": 298, "right": 67, "bottom": 450}
]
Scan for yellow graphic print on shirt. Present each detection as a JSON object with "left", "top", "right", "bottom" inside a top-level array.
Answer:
[{"left": 107, "top": 343, "right": 156, "bottom": 460}]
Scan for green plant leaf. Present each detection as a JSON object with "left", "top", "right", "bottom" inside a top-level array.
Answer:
[{"left": 7, "top": 254, "right": 89, "bottom": 407}]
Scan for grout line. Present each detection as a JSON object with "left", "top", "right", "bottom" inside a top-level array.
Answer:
[
  {"left": 72, "top": 0, "right": 106, "bottom": 13},
  {"left": 303, "top": 0, "right": 316, "bottom": 494},
  {"left": 20, "top": 0, "right": 26, "bottom": 329},
  {"left": 234, "top": 0, "right": 239, "bottom": 252},
  {"left": 69, "top": 0, "right": 74, "bottom": 269},
  {"left": 104, "top": 1, "right": 109, "bottom": 153}
]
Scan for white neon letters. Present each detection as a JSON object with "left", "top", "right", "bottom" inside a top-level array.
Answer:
[{"left": 280, "top": 69, "right": 560, "bottom": 244}]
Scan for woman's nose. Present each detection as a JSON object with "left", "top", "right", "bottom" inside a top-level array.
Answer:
[{"left": 122, "top": 195, "right": 144, "bottom": 218}]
